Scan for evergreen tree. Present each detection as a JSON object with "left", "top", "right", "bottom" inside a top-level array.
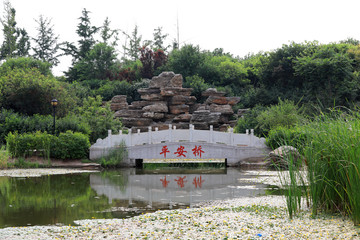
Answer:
[
  {"left": 101, "top": 17, "right": 119, "bottom": 47},
  {"left": 76, "top": 9, "right": 98, "bottom": 60},
  {"left": 122, "top": 25, "right": 142, "bottom": 61},
  {"left": 61, "top": 8, "right": 99, "bottom": 81},
  {"left": 32, "top": 15, "right": 60, "bottom": 67},
  {"left": 0, "top": 1, "right": 30, "bottom": 59},
  {"left": 15, "top": 28, "right": 30, "bottom": 57},
  {"left": 61, "top": 8, "right": 98, "bottom": 61},
  {"left": 152, "top": 27, "right": 169, "bottom": 52}
]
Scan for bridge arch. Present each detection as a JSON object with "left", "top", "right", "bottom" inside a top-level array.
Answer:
[{"left": 90, "top": 124, "right": 270, "bottom": 167}]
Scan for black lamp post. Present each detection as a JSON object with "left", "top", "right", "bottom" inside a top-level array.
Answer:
[{"left": 51, "top": 99, "right": 58, "bottom": 135}]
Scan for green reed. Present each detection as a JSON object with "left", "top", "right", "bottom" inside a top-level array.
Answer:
[
  {"left": 0, "top": 145, "right": 9, "bottom": 169},
  {"left": 281, "top": 110, "right": 360, "bottom": 224}
]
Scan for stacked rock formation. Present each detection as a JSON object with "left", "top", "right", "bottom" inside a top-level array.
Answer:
[{"left": 111, "top": 72, "right": 240, "bottom": 132}]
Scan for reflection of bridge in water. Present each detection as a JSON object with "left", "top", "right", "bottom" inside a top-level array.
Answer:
[
  {"left": 90, "top": 169, "right": 269, "bottom": 208},
  {"left": 90, "top": 124, "right": 270, "bottom": 167}
]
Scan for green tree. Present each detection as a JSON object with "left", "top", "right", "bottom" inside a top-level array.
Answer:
[
  {"left": 0, "top": 64, "right": 76, "bottom": 116},
  {"left": 100, "top": 17, "right": 119, "bottom": 47},
  {"left": 152, "top": 26, "right": 169, "bottom": 52},
  {"left": 15, "top": 28, "right": 30, "bottom": 57},
  {"left": 0, "top": 56, "right": 52, "bottom": 76},
  {"left": 62, "top": 9, "right": 99, "bottom": 81},
  {"left": 72, "top": 42, "right": 117, "bottom": 81},
  {"left": 293, "top": 43, "right": 357, "bottom": 107},
  {"left": 166, "top": 44, "right": 205, "bottom": 78},
  {"left": 122, "top": 25, "right": 142, "bottom": 61},
  {"left": 0, "top": 1, "right": 30, "bottom": 60},
  {"left": 74, "top": 96, "right": 122, "bottom": 143},
  {"left": 32, "top": 15, "right": 60, "bottom": 67}
]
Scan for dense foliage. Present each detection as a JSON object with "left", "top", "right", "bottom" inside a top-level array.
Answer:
[{"left": 6, "top": 130, "right": 90, "bottom": 159}]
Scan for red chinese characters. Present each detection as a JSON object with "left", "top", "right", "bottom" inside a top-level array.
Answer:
[
  {"left": 160, "top": 176, "right": 170, "bottom": 188},
  {"left": 174, "top": 176, "right": 187, "bottom": 188},
  {"left": 160, "top": 145, "right": 206, "bottom": 158},
  {"left": 174, "top": 146, "right": 187, "bottom": 157},
  {"left": 192, "top": 176, "right": 205, "bottom": 188},
  {"left": 192, "top": 145, "right": 204, "bottom": 158},
  {"left": 160, "top": 146, "right": 170, "bottom": 158}
]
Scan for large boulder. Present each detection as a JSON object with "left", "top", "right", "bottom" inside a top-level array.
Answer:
[
  {"left": 267, "top": 146, "right": 303, "bottom": 169},
  {"left": 142, "top": 102, "right": 168, "bottom": 113},
  {"left": 173, "top": 113, "right": 192, "bottom": 122},
  {"left": 205, "top": 96, "right": 240, "bottom": 105},
  {"left": 169, "top": 104, "right": 190, "bottom": 114},
  {"left": 138, "top": 88, "right": 163, "bottom": 101},
  {"left": 142, "top": 112, "right": 165, "bottom": 120},
  {"left": 191, "top": 110, "right": 221, "bottom": 125},
  {"left": 202, "top": 88, "right": 226, "bottom": 97},
  {"left": 114, "top": 109, "right": 144, "bottom": 118},
  {"left": 209, "top": 104, "right": 234, "bottom": 115},
  {"left": 122, "top": 118, "right": 153, "bottom": 127},
  {"left": 110, "top": 95, "right": 128, "bottom": 111},
  {"left": 170, "top": 95, "right": 196, "bottom": 105},
  {"left": 149, "top": 72, "right": 183, "bottom": 88}
]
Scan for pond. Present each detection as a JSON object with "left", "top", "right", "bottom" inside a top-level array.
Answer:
[{"left": 0, "top": 168, "right": 279, "bottom": 228}]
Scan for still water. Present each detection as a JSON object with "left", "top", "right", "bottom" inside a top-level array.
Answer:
[{"left": 0, "top": 168, "right": 277, "bottom": 228}]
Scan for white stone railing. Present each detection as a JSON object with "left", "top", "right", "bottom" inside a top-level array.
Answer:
[{"left": 90, "top": 124, "right": 266, "bottom": 149}]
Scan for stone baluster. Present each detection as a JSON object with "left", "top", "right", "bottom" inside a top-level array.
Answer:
[
  {"left": 128, "top": 129, "right": 132, "bottom": 146},
  {"left": 250, "top": 129, "right": 254, "bottom": 147},
  {"left": 229, "top": 128, "right": 234, "bottom": 146},
  {"left": 189, "top": 124, "right": 194, "bottom": 142},
  {"left": 148, "top": 126, "right": 152, "bottom": 144},
  {"left": 168, "top": 124, "right": 172, "bottom": 142},
  {"left": 107, "top": 130, "right": 112, "bottom": 147}
]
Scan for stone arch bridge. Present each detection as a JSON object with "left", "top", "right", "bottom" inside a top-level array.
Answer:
[{"left": 90, "top": 124, "right": 270, "bottom": 167}]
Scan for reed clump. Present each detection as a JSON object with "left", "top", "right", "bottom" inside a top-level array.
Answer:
[
  {"left": 0, "top": 146, "right": 9, "bottom": 169},
  {"left": 272, "top": 109, "right": 360, "bottom": 225}
]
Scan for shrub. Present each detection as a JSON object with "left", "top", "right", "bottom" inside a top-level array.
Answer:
[
  {"left": 51, "top": 131, "right": 90, "bottom": 159},
  {"left": 183, "top": 75, "right": 210, "bottom": 103},
  {"left": 256, "top": 98, "right": 306, "bottom": 136},
  {"left": 233, "top": 105, "right": 266, "bottom": 136},
  {"left": 6, "top": 131, "right": 90, "bottom": 160},
  {"left": 94, "top": 80, "right": 132, "bottom": 101},
  {"left": 266, "top": 126, "right": 308, "bottom": 150},
  {"left": 6, "top": 131, "right": 52, "bottom": 158},
  {"left": 99, "top": 140, "right": 128, "bottom": 168},
  {"left": 74, "top": 96, "right": 123, "bottom": 143},
  {"left": 0, "top": 109, "right": 91, "bottom": 144}
]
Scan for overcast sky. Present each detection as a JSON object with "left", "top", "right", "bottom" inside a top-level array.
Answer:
[{"left": 3, "top": 0, "right": 360, "bottom": 76}]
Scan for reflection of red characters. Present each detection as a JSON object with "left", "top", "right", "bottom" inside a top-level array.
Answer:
[
  {"left": 174, "top": 176, "right": 187, "bottom": 188},
  {"left": 160, "top": 176, "right": 170, "bottom": 188},
  {"left": 192, "top": 145, "right": 204, "bottom": 157},
  {"left": 192, "top": 176, "right": 205, "bottom": 188},
  {"left": 160, "top": 146, "right": 170, "bottom": 158},
  {"left": 174, "top": 146, "right": 187, "bottom": 157}
]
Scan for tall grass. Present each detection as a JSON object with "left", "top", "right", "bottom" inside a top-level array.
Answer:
[
  {"left": 99, "top": 140, "right": 128, "bottom": 168},
  {"left": 277, "top": 110, "right": 360, "bottom": 224},
  {"left": 0, "top": 145, "right": 9, "bottom": 169},
  {"left": 304, "top": 112, "right": 360, "bottom": 224}
]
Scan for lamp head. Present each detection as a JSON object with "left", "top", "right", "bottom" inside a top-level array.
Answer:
[{"left": 51, "top": 99, "right": 58, "bottom": 107}]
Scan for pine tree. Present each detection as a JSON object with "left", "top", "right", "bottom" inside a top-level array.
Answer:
[
  {"left": 32, "top": 15, "right": 60, "bottom": 67},
  {"left": 122, "top": 25, "right": 142, "bottom": 61},
  {"left": 101, "top": 17, "right": 119, "bottom": 47},
  {"left": 61, "top": 8, "right": 98, "bottom": 61},
  {"left": 152, "top": 27, "right": 169, "bottom": 52},
  {"left": 0, "top": 1, "right": 30, "bottom": 59}
]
